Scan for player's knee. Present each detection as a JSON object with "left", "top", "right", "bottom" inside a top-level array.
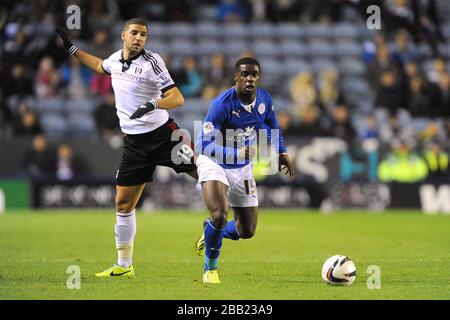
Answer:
[
  {"left": 115, "top": 198, "right": 134, "bottom": 213},
  {"left": 240, "top": 228, "right": 256, "bottom": 239},
  {"left": 210, "top": 209, "right": 228, "bottom": 229}
]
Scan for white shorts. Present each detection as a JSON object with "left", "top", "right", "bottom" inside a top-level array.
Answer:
[{"left": 196, "top": 154, "right": 258, "bottom": 208}]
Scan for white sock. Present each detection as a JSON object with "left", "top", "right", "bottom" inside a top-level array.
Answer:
[{"left": 115, "top": 210, "right": 136, "bottom": 268}]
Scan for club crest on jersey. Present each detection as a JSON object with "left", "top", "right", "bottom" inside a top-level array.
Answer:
[
  {"left": 232, "top": 109, "right": 241, "bottom": 118},
  {"left": 203, "top": 122, "right": 215, "bottom": 134},
  {"left": 258, "top": 103, "right": 266, "bottom": 115}
]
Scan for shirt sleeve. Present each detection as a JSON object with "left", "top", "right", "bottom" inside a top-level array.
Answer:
[
  {"left": 264, "top": 98, "right": 288, "bottom": 154},
  {"left": 151, "top": 53, "right": 176, "bottom": 93},
  {"left": 101, "top": 55, "right": 112, "bottom": 75},
  {"left": 196, "top": 101, "right": 237, "bottom": 163}
]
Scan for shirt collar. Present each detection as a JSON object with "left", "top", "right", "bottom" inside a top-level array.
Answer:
[
  {"left": 120, "top": 49, "right": 145, "bottom": 63},
  {"left": 240, "top": 99, "right": 256, "bottom": 113}
]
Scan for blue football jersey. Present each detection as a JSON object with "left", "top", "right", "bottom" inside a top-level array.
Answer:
[{"left": 196, "top": 87, "right": 287, "bottom": 169}]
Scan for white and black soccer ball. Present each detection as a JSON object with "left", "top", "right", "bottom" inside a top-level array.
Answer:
[{"left": 321, "top": 255, "right": 356, "bottom": 286}]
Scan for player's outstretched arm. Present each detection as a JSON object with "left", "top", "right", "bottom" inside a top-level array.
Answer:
[{"left": 56, "top": 28, "right": 106, "bottom": 75}]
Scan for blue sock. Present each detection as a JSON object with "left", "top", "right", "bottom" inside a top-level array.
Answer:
[
  {"left": 223, "top": 220, "right": 240, "bottom": 240},
  {"left": 204, "top": 221, "right": 224, "bottom": 271}
]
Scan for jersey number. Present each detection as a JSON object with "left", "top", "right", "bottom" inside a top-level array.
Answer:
[
  {"left": 177, "top": 144, "right": 194, "bottom": 163},
  {"left": 244, "top": 179, "right": 256, "bottom": 196}
]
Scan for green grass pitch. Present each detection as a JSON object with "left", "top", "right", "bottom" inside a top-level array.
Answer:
[{"left": 0, "top": 209, "right": 449, "bottom": 300}]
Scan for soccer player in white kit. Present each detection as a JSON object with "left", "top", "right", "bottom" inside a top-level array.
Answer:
[{"left": 57, "top": 19, "right": 197, "bottom": 277}]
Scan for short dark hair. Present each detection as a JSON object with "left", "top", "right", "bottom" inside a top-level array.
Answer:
[
  {"left": 235, "top": 57, "right": 260, "bottom": 71},
  {"left": 124, "top": 18, "right": 148, "bottom": 31}
]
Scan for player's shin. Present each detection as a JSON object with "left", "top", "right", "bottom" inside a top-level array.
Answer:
[
  {"left": 204, "top": 221, "right": 225, "bottom": 271},
  {"left": 115, "top": 210, "right": 136, "bottom": 268}
]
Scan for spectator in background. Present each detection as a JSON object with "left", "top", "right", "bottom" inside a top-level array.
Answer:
[
  {"left": 404, "top": 61, "right": 420, "bottom": 79},
  {"left": 325, "top": 104, "right": 357, "bottom": 142},
  {"left": 359, "top": 114, "right": 379, "bottom": 140},
  {"left": 293, "top": 105, "right": 327, "bottom": 137},
  {"left": 362, "top": 32, "right": 387, "bottom": 65},
  {"left": 413, "top": 0, "right": 445, "bottom": 57},
  {"left": 3, "top": 63, "right": 34, "bottom": 99},
  {"left": 289, "top": 71, "right": 318, "bottom": 118},
  {"left": 86, "top": 28, "right": 113, "bottom": 59},
  {"left": 60, "top": 55, "right": 92, "bottom": 99},
  {"left": 94, "top": 91, "right": 120, "bottom": 140},
  {"left": 276, "top": 111, "right": 294, "bottom": 134},
  {"left": 56, "top": 143, "right": 87, "bottom": 180},
  {"left": 443, "top": 119, "right": 450, "bottom": 138},
  {"left": 384, "top": 0, "right": 417, "bottom": 41},
  {"left": 378, "top": 138, "right": 428, "bottom": 183},
  {"left": 86, "top": 28, "right": 113, "bottom": 97},
  {"left": 390, "top": 29, "right": 417, "bottom": 65},
  {"left": 90, "top": 72, "right": 112, "bottom": 97},
  {"left": 318, "top": 68, "right": 346, "bottom": 112},
  {"left": 86, "top": 0, "right": 117, "bottom": 30},
  {"left": 266, "top": 0, "right": 302, "bottom": 22},
  {"left": 434, "top": 72, "right": 450, "bottom": 117},
  {"left": 378, "top": 112, "right": 415, "bottom": 143},
  {"left": 178, "top": 56, "right": 202, "bottom": 98},
  {"left": 422, "top": 140, "right": 449, "bottom": 181},
  {"left": 304, "top": 0, "right": 343, "bottom": 23},
  {"left": 407, "top": 75, "right": 433, "bottom": 117},
  {"left": 201, "top": 52, "right": 232, "bottom": 101},
  {"left": 165, "top": 0, "right": 197, "bottom": 22},
  {"left": 21, "top": 134, "right": 56, "bottom": 179},
  {"left": 3, "top": 27, "right": 31, "bottom": 65},
  {"left": 366, "top": 44, "right": 403, "bottom": 90},
  {"left": 248, "top": 0, "right": 267, "bottom": 22},
  {"left": 426, "top": 57, "right": 447, "bottom": 84},
  {"left": 375, "top": 69, "right": 406, "bottom": 115},
  {"left": 13, "top": 109, "right": 43, "bottom": 137},
  {"left": 35, "top": 56, "right": 61, "bottom": 98},
  {"left": 419, "top": 121, "right": 445, "bottom": 144},
  {"left": 217, "top": 0, "right": 249, "bottom": 23}
]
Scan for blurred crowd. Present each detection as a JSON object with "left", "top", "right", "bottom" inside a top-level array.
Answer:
[{"left": 0, "top": 0, "right": 449, "bottom": 181}]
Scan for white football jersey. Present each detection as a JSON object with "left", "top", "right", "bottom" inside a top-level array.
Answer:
[{"left": 102, "top": 49, "right": 176, "bottom": 134}]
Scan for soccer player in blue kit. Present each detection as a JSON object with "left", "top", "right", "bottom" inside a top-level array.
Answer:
[{"left": 195, "top": 57, "right": 295, "bottom": 283}]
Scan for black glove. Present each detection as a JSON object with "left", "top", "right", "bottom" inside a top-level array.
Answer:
[
  {"left": 56, "top": 28, "right": 78, "bottom": 55},
  {"left": 130, "top": 100, "right": 159, "bottom": 119}
]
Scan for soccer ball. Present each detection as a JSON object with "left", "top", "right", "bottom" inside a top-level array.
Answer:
[{"left": 321, "top": 255, "right": 356, "bottom": 286}]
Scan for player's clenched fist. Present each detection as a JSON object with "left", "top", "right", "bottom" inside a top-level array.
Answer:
[
  {"left": 56, "top": 28, "right": 78, "bottom": 55},
  {"left": 129, "top": 100, "right": 159, "bottom": 119}
]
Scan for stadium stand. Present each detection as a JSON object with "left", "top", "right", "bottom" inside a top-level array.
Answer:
[{"left": 1, "top": 0, "right": 449, "bottom": 173}]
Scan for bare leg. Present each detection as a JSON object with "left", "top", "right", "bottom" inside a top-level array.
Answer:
[
  {"left": 232, "top": 206, "right": 258, "bottom": 239},
  {"left": 115, "top": 183, "right": 147, "bottom": 213},
  {"left": 202, "top": 180, "right": 228, "bottom": 229},
  {"left": 201, "top": 180, "right": 229, "bottom": 273}
]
